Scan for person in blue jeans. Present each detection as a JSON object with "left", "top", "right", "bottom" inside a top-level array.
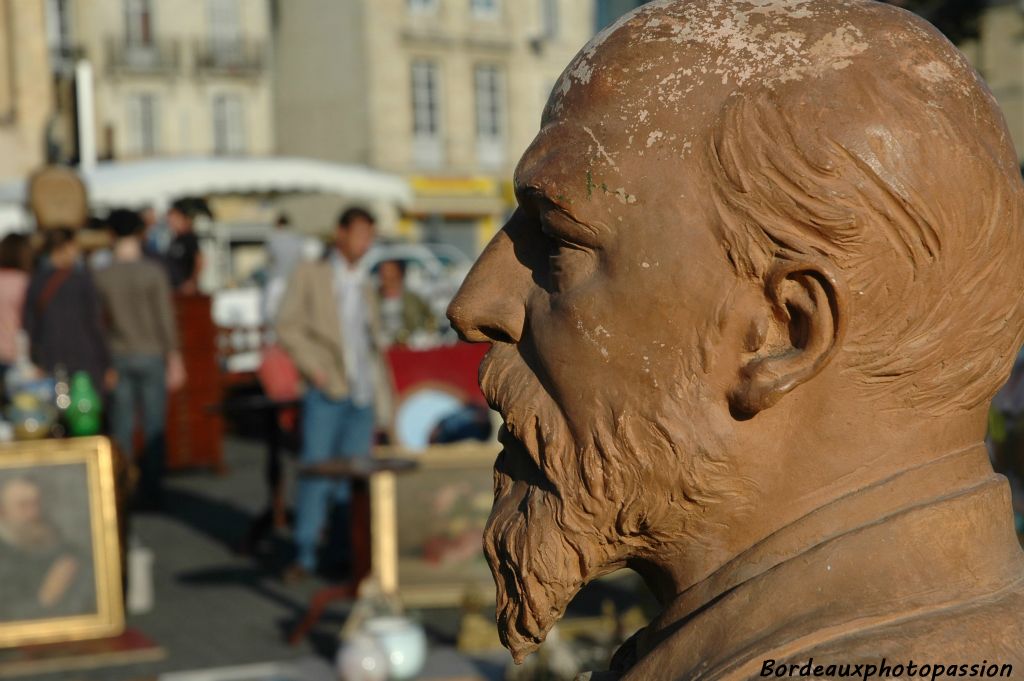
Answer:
[
  {"left": 95, "top": 209, "right": 186, "bottom": 508},
  {"left": 293, "top": 390, "right": 376, "bottom": 574},
  {"left": 276, "top": 207, "right": 383, "bottom": 581}
]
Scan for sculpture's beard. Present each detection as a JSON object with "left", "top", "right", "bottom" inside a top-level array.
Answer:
[{"left": 480, "top": 343, "right": 743, "bottom": 663}]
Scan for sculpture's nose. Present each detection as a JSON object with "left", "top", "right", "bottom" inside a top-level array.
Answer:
[{"left": 447, "top": 214, "right": 532, "bottom": 344}]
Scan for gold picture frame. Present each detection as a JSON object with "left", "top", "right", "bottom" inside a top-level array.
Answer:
[
  {"left": 0, "top": 437, "right": 124, "bottom": 647},
  {"left": 372, "top": 442, "right": 497, "bottom": 607}
]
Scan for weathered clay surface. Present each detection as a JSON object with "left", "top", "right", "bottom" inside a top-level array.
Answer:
[{"left": 447, "top": 0, "right": 1024, "bottom": 677}]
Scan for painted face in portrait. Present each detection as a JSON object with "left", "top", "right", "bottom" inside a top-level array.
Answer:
[{"left": 0, "top": 479, "right": 55, "bottom": 551}]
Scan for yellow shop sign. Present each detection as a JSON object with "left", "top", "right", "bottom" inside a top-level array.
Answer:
[{"left": 409, "top": 176, "right": 499, "bottom": 197}]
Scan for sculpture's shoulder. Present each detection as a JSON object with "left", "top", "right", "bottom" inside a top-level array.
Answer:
[
  {"left": 607, "top": 585, "right": 1024, "bottom": 681},
  {"left": 797, "top": 583, "right": 1024, "bottom": 665}
]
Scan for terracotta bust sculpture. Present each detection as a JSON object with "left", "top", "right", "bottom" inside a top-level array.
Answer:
[{"left": 448, "top": 0, "right": 1024, "bottom": 676}]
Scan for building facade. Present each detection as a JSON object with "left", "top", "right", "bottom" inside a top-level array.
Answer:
[
  {"left": 0, "top": 0, "right": 53, "bottom": 182},
  {"left": 47, "top": 0, "right": 274, "bottom": 163},
  {"left": 273, "top": 0, "right": 595, "bottom": 255},
  {"left": 595, "top": 0, "right": 647, "bottom": 30},
  {"left": 960, "top": 1, "right": 1024, "bottom": 162}
]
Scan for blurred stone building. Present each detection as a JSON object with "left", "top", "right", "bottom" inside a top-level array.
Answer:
[
  {"left": 959, "top": 0, "right": 1024, "bottom": 162},
  {"left": 0, "top": 1, "right": 53, "bottom": 182},
  {"left": 272, "top": 0, "right": 595, "bottom": 256},
  {"left": 46, "top": 0, "right": 274, "bottom": 163}
]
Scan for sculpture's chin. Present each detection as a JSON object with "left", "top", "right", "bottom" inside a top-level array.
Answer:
[
  {"left": 485, "top": 470, "right": 600, "bottom": 665},
  {"left": 491, "top": 545, "right": 582, "bottom": 664},
  {"left": 504, "top": 622, "right": 546, "bottom": 665}
]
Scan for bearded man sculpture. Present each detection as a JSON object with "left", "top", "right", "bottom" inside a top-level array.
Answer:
[{"left": 447, "top": 0, "right": 1024, "bottom": 676}]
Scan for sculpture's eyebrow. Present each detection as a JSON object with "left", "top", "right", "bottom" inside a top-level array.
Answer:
[
  {"left": 520, "top": 186, "right": 603, "bottom": 243},
  {"left": 543, "top": 204, "right": 603, "bottom": 246}
]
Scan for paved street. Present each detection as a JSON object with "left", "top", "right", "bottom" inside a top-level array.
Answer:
[
  {"left": 6, "top": 434, "right": 653, "bottom": 681},
  {"left": 18, "top": 437, "right": 343, "bottom": 680},
  {"left": 12, "top": 436, "right": 499, "bottom": 681}
]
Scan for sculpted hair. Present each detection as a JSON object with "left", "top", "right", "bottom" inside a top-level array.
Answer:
[{"left": 704, "top": 30, "right": 1024, "bottom": 416}]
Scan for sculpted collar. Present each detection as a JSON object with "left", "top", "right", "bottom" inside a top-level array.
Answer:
[{"left": 597, "top": 444, "right": 1023, "bottom": 681}]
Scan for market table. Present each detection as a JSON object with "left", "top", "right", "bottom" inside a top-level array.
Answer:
[{"left": 287, "top": 456, "right": 419, "bottom": 644}]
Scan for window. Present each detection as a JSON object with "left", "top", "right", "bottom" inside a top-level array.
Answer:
[
  {"left": 470, "top": 0, "right": 500, "bottom": 19},
  {"left": 126, "top": 93, "right": 159, "bottom": 156},
  {"left": 411, "top": 61, "right": 440, "bottom": 137},
  {"left": 541, "top": 0, "right": 559, "bottom": 38},
  {"left": 207, "top": 0, "right": 242, "bottom": 61},
  {"left": 212, "top": 93, "right": 246, "bottom": 155},
  {"left": 475, "top": 64, "right": 506, "bottom": 168},
  {"left": 407, "top": 0, "right": 438, "bottom": 14},
  {"left": 123, "top": 0, "right": 154, "bottom": 46},
  {"left": 411, "top": 60, "right": 443, "bottom": 168}
]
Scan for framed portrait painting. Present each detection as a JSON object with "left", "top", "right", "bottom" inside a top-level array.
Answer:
[
  {"left": 0, "top": 437, "right": 124, "bottom": 647},
  {"left": 372, "top": 443, "right": 497, "bottom": 607}
]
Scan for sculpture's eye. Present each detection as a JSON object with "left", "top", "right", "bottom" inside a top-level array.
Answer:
[
  {"left": 547, "top": 236, "right": 595, "bottom": 293},
  {"left": 538, "top": 206, "right": 599, "bottom": 294}
]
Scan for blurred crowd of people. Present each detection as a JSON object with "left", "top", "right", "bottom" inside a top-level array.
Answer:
[
  {"left": 0, "top": 199, "right": 204, "bottom": 507},
  {"left": 270, "top": 207, "right": 446, "bottom": 581},
  {"left": 264, "top": 210, "right": 438, "bottom": 347},
  {"left": 0, "top": 200, "right": 460, "bottom": 578}
]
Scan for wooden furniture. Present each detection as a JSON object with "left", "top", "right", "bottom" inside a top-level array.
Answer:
[
  {"left": 167, "top": 295, "right": 224, "bottom": 472},
  {"left": 0, "top": 629, "right": 163, "bottom": 679},
  {"left": 287, "top": 457, "right": 418, "bottom": 645}
]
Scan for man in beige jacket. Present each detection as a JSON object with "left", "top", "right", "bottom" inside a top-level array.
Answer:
[{"left": 276, "top": 207, "right": 380, "bottom": 580}]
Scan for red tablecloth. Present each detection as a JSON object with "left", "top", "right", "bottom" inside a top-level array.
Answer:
[{"left": 386, "top": 343, "right": 489, "bottom": 403}]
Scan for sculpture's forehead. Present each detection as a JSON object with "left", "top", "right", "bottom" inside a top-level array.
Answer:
[
  {"left": 539, "top": 0, "right": 953, "bottom": 149},
  {"left": 517, "top": 0, "right": 975, "bottom": 218}
]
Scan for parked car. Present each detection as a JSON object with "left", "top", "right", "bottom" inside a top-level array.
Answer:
[{"left": 423, "top": 242, "right": 474, "bottom": 278}]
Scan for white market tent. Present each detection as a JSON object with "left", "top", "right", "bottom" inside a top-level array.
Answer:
[{"left": 0, "top": 156, "right": 413, "bottom": 214}]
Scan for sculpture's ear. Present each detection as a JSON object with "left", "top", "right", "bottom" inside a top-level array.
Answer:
[{"left": 728, "top": 258, "right": 847, "bottom": 417}]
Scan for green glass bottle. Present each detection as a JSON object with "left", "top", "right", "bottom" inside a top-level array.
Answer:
[{"left": 67, "top": 371, "right": 102, "bottom": 437}]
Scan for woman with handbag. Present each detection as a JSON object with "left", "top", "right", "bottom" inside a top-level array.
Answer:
[{"left": 22, "top": 228, "right": 111, "bottom": 398}]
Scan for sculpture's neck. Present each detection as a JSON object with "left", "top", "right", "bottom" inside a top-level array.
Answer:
[{"left": 621, "top": 443, "right": 1020, "bottom": 675}]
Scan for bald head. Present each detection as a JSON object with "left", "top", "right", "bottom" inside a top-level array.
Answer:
[
  {"left": 546, "top": 0, "right": 984, "bottom": 132},
  {"left": 516, "top": 0, "right": 1024, "bottom": 415}
]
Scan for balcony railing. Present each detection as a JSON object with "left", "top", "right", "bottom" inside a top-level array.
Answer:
[
  {"left": 194, "top": 39, "right": 266, "bottom": 77},
  {"left": 106, "top": 38, "right": 180, "bottom": 75}
]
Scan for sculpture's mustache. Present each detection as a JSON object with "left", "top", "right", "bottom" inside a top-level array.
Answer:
[{"left": 479, "top": 344, "right": 560, "bottom": 487}]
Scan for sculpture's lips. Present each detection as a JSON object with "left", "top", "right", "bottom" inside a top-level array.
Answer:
[
  {"left": 495, "top": 424, "right": 555, "bottom": 492},
  {"left": 480, "top": 345, "right": 556, "bottom": 489},
  {"left": 496, "top": 423, "right": 516, "bottom": 450},
  {"left": 478, "top": 348, "right": 505, "bottom": 411}
]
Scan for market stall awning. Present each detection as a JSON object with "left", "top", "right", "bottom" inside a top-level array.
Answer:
[{"left": 0, "top": 157, "right": 413, "bottom": 212}]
